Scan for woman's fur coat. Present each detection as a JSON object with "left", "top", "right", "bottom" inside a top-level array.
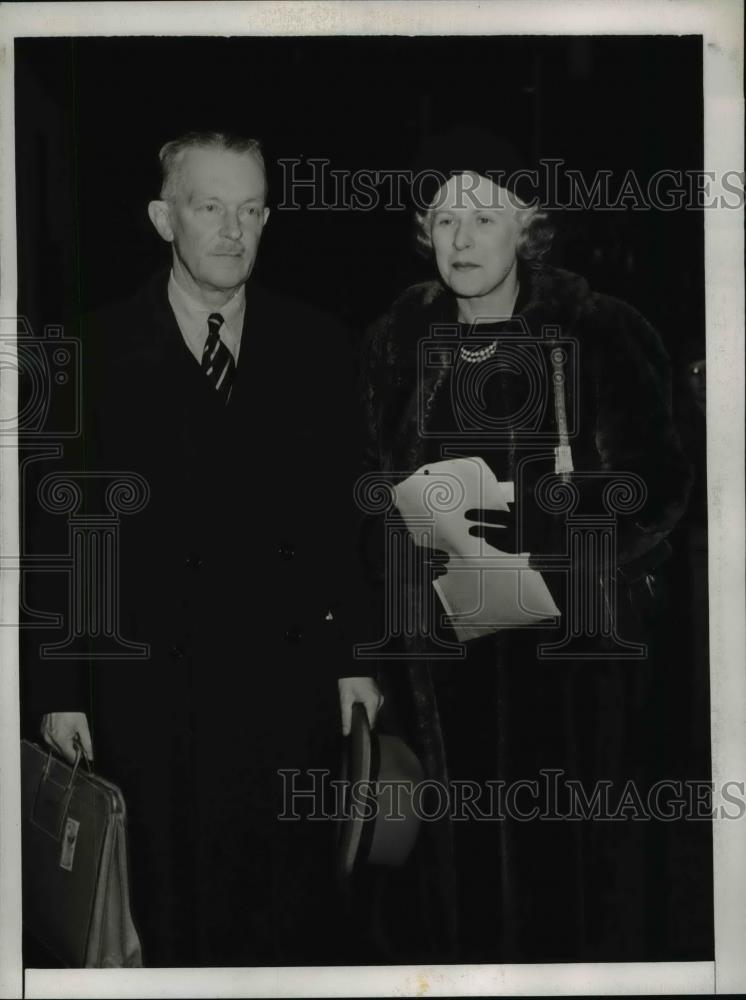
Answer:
[{"left": 359, "top": 263, "right": 694, "bottom": 961}]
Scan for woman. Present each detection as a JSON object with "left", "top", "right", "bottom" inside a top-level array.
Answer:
[{"left": 361, "top": 129, "right": 693, "bottom": 963}]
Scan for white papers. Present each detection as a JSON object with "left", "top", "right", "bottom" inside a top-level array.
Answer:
[{"left": 392, "top": 456, "right": 560, "bottom": 641}]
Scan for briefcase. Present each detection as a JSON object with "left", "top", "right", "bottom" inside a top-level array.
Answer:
[{"left": 21, "top": 739, "right": 143, "bottom": 968}]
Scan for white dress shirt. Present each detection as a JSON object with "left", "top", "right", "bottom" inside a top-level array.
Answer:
[{"left": 167, "top": 271, "right": 246, "bottom": 365}]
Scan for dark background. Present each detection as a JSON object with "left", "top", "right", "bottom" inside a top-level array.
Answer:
[
  {"left": 16, "top": 35, "right": 705, "bottom": 345},
  {"left": 15, "top": 35, "right": 712, "bottom": 961}
]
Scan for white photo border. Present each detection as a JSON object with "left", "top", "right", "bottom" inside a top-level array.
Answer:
[{"left": 0, "top": 2, "right": 743, "bottom": 996}]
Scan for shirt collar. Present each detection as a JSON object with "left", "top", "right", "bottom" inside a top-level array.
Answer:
[{"left": 168, "top": 270, "right": 246, "bottom": 356}]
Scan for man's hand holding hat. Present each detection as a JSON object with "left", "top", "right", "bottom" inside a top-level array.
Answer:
[{"left": 338, "top": 676, "right": 384, "bottom": 736}]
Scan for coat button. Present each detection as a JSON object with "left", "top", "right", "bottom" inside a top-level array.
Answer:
[
  {"left": 185, "top": 554, "right": 203, "bottom": 569},
  {"left": 169, "top": 644, "right": 186, "bottom": 659},
  {"left": 284, "top": 626, "right": 303, "bottom": 643},
  {"left": 277, "top": 543, "right": 295, "bottom": 560}
]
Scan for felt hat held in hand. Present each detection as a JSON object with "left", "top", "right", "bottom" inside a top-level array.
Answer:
[{"left": 337, "top": 703, "right": 425, "bottom": 884}]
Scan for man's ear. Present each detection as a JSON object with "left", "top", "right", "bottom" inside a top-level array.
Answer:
[
  {"left": 148, "top": 200, "right": 174, "bottom": 243},
  {"left": 262, "top": 206, "right": 270, "bottom": 226}
]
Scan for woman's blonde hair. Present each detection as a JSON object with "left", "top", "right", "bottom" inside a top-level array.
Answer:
[{"left": 414, "top": 194, "right": 554, "bottom": 268}]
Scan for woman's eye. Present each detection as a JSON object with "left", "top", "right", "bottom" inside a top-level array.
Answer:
[
  {"left": 477, "top": 215, "right": 494, "bottom": 224},
  {"left": 435, "top": 217, "right": 453, "bottom": 226}
]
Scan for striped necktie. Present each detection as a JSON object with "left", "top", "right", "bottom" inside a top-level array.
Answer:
[{"left": 202, "top": 312, "right": 235, "bottom": 404}]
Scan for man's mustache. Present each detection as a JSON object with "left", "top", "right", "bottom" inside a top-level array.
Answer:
[{"left": 211, "top": 245, "right": 245, "bottom": 255}]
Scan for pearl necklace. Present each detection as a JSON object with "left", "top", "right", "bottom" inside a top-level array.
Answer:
[
  {"left": 459, "top": 340, "right": 499, "bottom": 363},
  {"left": 458, "top": 283, "right": 520, "bottom": 364}
]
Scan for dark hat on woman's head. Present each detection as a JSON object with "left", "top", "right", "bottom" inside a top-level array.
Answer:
[{"left": 410, "top": 126, "right": 537, "bottom": 209}]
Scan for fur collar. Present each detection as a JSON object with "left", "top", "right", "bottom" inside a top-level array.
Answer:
[
  {"left": 366, "top": 265, "right": 595, "bottom": 473},
  {"left": 380, "top": 264, "right": 593, "bottom": 351}
]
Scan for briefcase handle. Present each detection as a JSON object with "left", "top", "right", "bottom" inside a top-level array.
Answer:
[
  {"left": 71, "top": 734, "right": 92, "bottom": 774},
  {"left": 40, "top": 736, "right": 91, "bottom": 784},
  {"left": 33, "top": 740, "right": 91, "bottom": 841}
]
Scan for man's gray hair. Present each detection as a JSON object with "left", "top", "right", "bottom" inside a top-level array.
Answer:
[{"left": 157, "top": 131, "right": 267, "bottom": 202}]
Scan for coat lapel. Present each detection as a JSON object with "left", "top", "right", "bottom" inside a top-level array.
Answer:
[
  {"left": 135, "top": 271, "right": 279, "bottom": 427},
  {"left": 376, "top": 265, "right": 593, "bottom": 473}
]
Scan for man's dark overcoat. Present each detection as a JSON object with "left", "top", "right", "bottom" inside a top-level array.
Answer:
[{"left": 24, "top": 271, "right": 369, "bottom": 966}]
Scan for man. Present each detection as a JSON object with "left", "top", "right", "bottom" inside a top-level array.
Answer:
[{"left": 31, "top": 132, "right": 381, "bottom": 966}]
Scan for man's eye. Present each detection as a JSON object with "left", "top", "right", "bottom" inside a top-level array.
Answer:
[
  {"left": 201, "top": 203, "right": 219, "bottom": 213},
  {"left": 477, "top": 215, "right": 495, "bottom": 224}
]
